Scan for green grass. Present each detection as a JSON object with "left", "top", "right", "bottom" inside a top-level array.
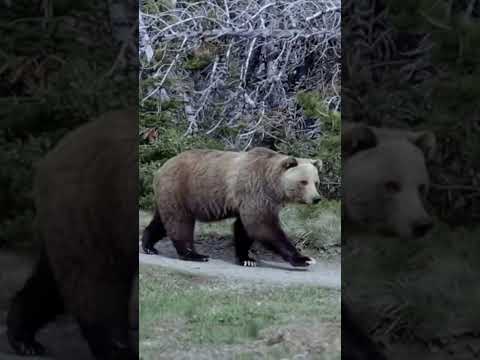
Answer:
[
  {"left": 139, "top": 266, "right": 340, "bottom": 359},
  {"left": 280, "top": 201, "right": 340, "bottom": 254},
  {"left": 233, "top": 346, "right": 341, "bottom": 360}
]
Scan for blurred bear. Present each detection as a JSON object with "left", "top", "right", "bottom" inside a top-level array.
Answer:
[{"left": 7, "top": 109, "right": 138, "bottom": 359}]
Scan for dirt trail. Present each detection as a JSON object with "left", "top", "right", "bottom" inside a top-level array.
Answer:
[
  {"left": 140, "top": 253, "right": 341, "bottom": 289},
  {"left": 139, "top": 211, "right": 341, "bottom": 289}
]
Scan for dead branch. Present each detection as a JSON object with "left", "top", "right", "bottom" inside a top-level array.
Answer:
[{"left": 140, "top": 0, "right": 341, "bottom": 148}]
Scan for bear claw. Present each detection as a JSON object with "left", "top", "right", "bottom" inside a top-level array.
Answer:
[
  {"left": 289, "top": 255, "right": 314, "bottom": 267},
  {"left": 242, "top": 260, "right": 256, "bottom": 267},
  {"left": 8, "top": 337, "right": 46, "bottom": 356},
  {"left": 142, "top": 246, "right": 158, "bottom": 255}
]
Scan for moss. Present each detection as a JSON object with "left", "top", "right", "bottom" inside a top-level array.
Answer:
[
  {"left": 160, "top": 99, "right": 183, "bottom": 111},
  {"left": 297, "top": 91, "right": 340, "bottom": 132},
  {"left": 184, "top": 55, "right": 212, "bottom": 71},
  {"left": 292, "top": 91, "right": 341, "bottom": 199},
  {"left": 184, "top": 44, "right": 219, "bottom": 71}
]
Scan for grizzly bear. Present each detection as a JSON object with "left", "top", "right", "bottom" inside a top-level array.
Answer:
[
  {"left": 342, "top": 123, "right": 436, "bottom": 240},
  {"left": 141, "top": 147, "right": 322, "bottom": 267},
  {"left": 7, "top": 110, "right": 138, "bottom": 359},
  {"left": 341, "top": 123, "right": 436, "bottom": 360}
]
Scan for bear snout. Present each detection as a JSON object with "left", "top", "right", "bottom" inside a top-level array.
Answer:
[
  {"left": 412, "top": 219, "right": 433, "bottom": 238},
  {"left": 312, "top": 197, "right": 321, "bottom": 204}
]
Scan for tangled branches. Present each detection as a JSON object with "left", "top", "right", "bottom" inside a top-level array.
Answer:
[{"left": 140, "top": 0, "right": 340, "bottom": 149}]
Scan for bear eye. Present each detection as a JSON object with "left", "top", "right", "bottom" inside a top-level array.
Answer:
[
  {"left": 385, "top": 181, "right": 401, "bottom": 193},
  {"left": 300, "top": 180, "right": 308, "bottom": 186}
]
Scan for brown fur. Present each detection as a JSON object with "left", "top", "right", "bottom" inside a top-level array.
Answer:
[
  {"left": 148, "top": 147, "right": 317, "bottom": 266},
  {"left": 156, "top": 148, "right": 286, "bottom": 222},
  {"left": 7, "top": 110, "right": 138, "bottom": 359}
]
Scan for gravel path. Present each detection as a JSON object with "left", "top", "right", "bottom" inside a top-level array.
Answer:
[{"left": 139, "top": 253, "right": 341, "bottom": 289}]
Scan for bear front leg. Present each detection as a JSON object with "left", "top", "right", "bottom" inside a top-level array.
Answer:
[
  {"left": 242, "top": 215, "right": 315, "bottom": 267},
  {"left": 167, "top": 218, "right": 209, "bottom": 262},
  {"left": 7, "top": 250, "right": 64, "bottom": 356},
  {"left": 233, "top": 218, "right": 256, "bottom": 267}
]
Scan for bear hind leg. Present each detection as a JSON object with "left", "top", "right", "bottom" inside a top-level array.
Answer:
[
  {"left": 168, "top": 218, "right": 209, "bottom": 262},
  {"left": 7, "top": 249, "right": 64, "bottom": 356},
  {"left": 74, "top": 277, "right": 138, "bottom": 360},
  {"left": 233, "top": 218, "right": 256, "bottom": 267},
  {"left": 78, "top": 320, "right": 137, "bottom": 360},
  {"left": 141, "top": 208, "right": 167, "bottom": 255}
]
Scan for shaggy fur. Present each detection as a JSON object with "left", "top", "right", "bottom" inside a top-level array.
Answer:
[
  {"left": 7, "top": 110, "right": 138, "bottom": 359},
  {"left": 142, "top": 147, "right": 320, "bottom": 267}
]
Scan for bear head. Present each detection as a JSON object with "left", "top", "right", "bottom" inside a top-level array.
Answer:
[
  {"left": 280, "top": 156, "right": 323, "bottom": 205},
  {"left": 343, "top": 124, "right": 436, "bottom": 240}
]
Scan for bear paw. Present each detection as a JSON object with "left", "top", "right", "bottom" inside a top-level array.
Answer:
[
  {"left": 142, "top": 246, "right": 158, "bottom": 255},
  {"left": 180, "top": 251, "right": 209, "bottom": 262},
  {"left": 289, "top": 255, "right": 315, "bottom": 267},
  {"left": 8, "top": 336, "right": 46, "bottom": 356}
]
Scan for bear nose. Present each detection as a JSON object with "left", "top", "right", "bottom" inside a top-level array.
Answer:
[
  {"left": 412, "top": 219, "right": 433, "bottom": 238},
  {"left": 313, "top": 197, "right": 321, "bottom": 204}
]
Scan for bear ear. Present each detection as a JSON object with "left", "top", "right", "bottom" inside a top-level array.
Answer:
[
  {"left": 281, "top": 157, "right": 298, "bottom": 170},
  {"left": 408, "top": 131, "right": 436, "bottom": 160},
  {"left": 342, "top": 125, "right": 378, "bottom": 158},
  {"left": 311, "top": 159, "right": 323, "bottom": 171}
]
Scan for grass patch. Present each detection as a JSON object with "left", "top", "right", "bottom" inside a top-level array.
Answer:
[
  {"left": 234, "top": 346, "right": 341, "bottom": 360},
  {"left": 280, "top": 201, "right": 340, "bottom": 254},
  {"left": 139, "top": 265, "right": 340, "bottom": 358}
]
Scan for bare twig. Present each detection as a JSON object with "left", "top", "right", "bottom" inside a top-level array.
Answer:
[{"left": 140, "top": 0, "right": 341, "bottom": 146}]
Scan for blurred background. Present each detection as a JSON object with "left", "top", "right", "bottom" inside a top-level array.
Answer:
[
  {"left": 343, "top": 0, "right": 480, "bottom": 358},
  {"left": 0, "top": 1, "right": 136, "bottom": 358}
]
